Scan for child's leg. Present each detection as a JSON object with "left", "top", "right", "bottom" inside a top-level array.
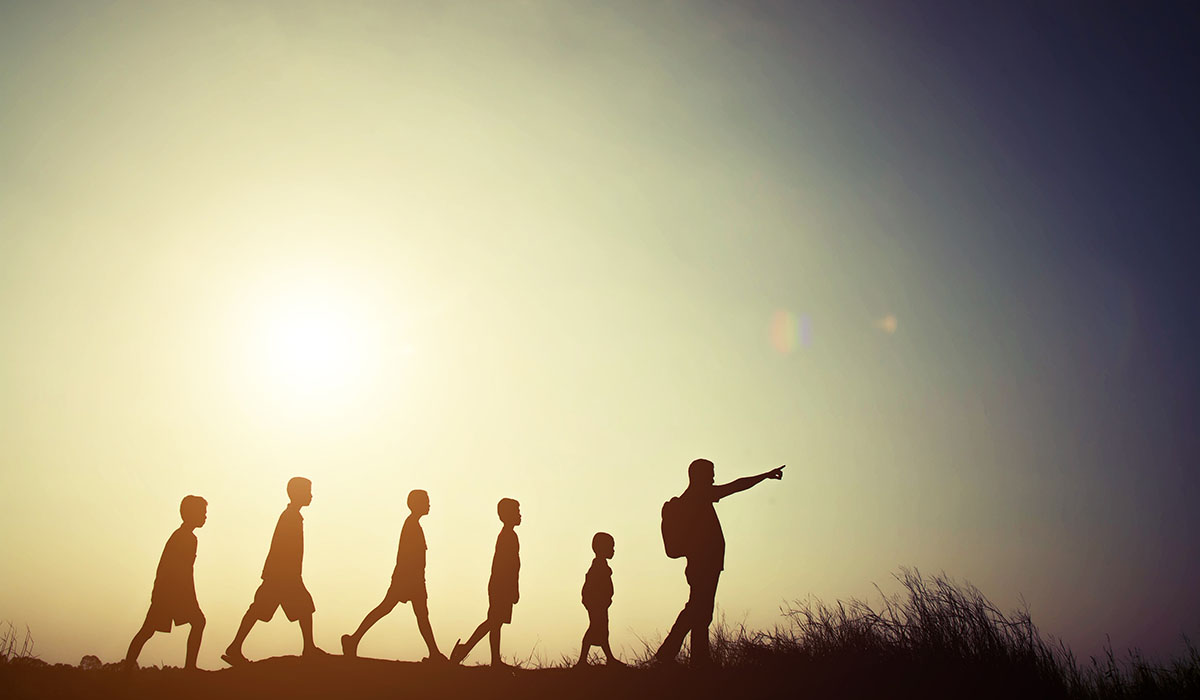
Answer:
[
  {"left": 349, "top": 597, "right": 398, "bottom": 643},
  {"left": 185, "top": 614, "right": 206, "bottom": 669},
  {"left": 461, "top": 619, "right": 491, "bottom": 654},
  {"left": 576, "top": 636, "right": 592, "bottom": 666},
  {"left": 124, "top": 621, "right": 156, "bottom": 666},
  {"left": 488, "top": 623, "right": 503, "bottom": 665},
  {"left": 299, "top": 613, "right": 319, "bottom": 653},
  {"left": 600, "top": 636, "right": 621, "bottom": 664},
  {"left": 226, "top": 608, "right": 258, "bottom": 656},
  {"left": 412, "top": 598, "right": 441, "bottom": 658}
]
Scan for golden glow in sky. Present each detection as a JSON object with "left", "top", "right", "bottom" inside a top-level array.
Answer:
[{"left": 1, "top": 0, "right": 1191, "bottom": 671}]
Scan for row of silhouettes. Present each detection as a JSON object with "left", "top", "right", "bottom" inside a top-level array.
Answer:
[{"left": 124, "top": 460, "right": 785, "bottom": 670}]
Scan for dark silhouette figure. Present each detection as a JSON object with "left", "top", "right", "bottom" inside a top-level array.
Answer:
[
  {"left": 575, "top": 532, "right": 624, "bottom": 667},
  {"left": 655, "top": 459, "right": 784, "bottom": 666},
  {"left": 124, "top": 495, "right": 208, "bottom": 670},
  {"left": 222, "top": 477, "right": 326, "bottom": 665},
  {"left": 342, "top": 489, "right": 445, "bottom": 662},
  {"left": 449, "top": 498, "right": 521, "bottom": 667}
]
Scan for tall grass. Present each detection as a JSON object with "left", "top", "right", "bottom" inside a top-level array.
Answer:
[
  {"left": 0, "top": 621, "right": 36, "bottom": 665},
  {"left": 627, "top": 568, "right": 1198, "bottom": 699}
]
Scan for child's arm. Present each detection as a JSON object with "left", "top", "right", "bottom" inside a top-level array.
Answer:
[{"left": 712, "top": 465, "right": 785, "bottom": 501}]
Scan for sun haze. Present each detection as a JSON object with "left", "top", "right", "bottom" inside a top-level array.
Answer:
[{"left": 2, "top": 1, "right": 1199, "bottom": 671}]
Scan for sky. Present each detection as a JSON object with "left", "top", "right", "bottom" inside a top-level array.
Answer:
[{"left": 1, "top": 0, "right": 1199, "bottom": 669}]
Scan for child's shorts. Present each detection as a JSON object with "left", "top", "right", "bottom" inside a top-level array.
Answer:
[
  {"left": 487, "top": 599, "right": 514, "bottom": 625},
  {"left": 144, "top": 598, "right": 203, "bottom": 633},
  {"left": 583, "top": 607, "right": 609, "bottom": 643},
  {"left": 249, "top": 579, "right": 316, "bottom": 622}
]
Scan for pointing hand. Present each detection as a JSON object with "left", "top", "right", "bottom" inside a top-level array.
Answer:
[{"left": 767, "top": 465, "right": 785, "bottom": 480}]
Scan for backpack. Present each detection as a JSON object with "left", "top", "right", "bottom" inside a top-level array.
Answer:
[{"left": 661, "top": 496, "right": 691, "bottom": 559}]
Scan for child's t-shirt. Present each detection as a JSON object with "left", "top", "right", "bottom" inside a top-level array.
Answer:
[
  {"left": 262, "top": 506, "right": 304, "bottom": 582},
  {"left": 581, "top": 557, "right": 613, "bottom": 610},
  {"left": 392, "top": 514, "right": 427, "bottom": 583},
  {"left": 152, "top": 527, "right": 198, "bottom": 607},
  {"left": 488, "top": 527, "right": 520, "bottom": 603}
]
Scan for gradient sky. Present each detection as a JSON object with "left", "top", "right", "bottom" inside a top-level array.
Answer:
[{"left": 2, "top": 1, "right": 1198, "bottom": 669}]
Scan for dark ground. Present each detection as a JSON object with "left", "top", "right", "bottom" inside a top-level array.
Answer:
[{"left": 0, "top": 653, "right": 1061, "bottom": 700}]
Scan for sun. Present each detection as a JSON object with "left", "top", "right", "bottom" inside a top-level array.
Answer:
[
  {"left": 244, "top": 279, "right": 377, "bottom": 403},
  {"left": 263, "top": 304, "right": 365, "bottom": 394}
]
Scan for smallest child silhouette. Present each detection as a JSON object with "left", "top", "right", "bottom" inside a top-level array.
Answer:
[
  {"left": 576, "top": 532, "right": 624, "bottom": 667},
  {"left": 124, "top": 495, "right": 207, "bottom": 670}
]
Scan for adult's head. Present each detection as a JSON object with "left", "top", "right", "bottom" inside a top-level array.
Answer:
[
  {"left": 408, "top": 489, "right": 430, "bottom": 515},
  {"left": 287, "top": 476, "right": 313, "bottom": 506},
  {"left": 688, "top": 458, "right": 715, "bottom": 487},
  {"left": 498, "top": 497, "right": 521, "bottom": 526},
  {"left": 591, "top": 531, "right": 615, "bottom": 558},
  {"left": 180, "top": 495, "right": 208, "bottom": 528}
]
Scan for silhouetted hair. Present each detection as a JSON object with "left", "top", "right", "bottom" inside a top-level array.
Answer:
[
  {"left": 407, "top": 489, "right": 428, "bottom": 510},
  {"left": 287, "top": 476, "right": 312, "bottom": 501},
  {"left": 688, "top": 458, "right": 715, "bottom": 483},
  {"left": 591, "top": 532, "right": 614, "bottom": 555},
  {"left": 180, "top": 495, "right": 207, "bottom": 521},
  {"left": 497, "top": 498, "right": 519, "bottom": 520}
]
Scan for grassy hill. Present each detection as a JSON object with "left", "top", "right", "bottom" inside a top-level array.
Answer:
[{"left": 3, "top": 570, "right": 1197, "bottom": 699}]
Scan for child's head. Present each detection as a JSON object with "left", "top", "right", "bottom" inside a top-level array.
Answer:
[
  {"left": 180, "top": 495, "right": 207, "bottom": 528},
  {"left": 688, "top": 458, "right": 715, "bottom": 487},
  {"left": 591, "top": 531, "right": 614, "bottom": 559},
  {"left": 408, "top": 489, "right": 430, "bottom": 515},
  {"left": 497, "top": 497, "right": 521, "bottom": 526},
  {"left": 287, "top": 477, "right": 313, "bottom": 506}
]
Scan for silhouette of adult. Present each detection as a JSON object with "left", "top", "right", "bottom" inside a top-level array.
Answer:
[
  {"left": 342, "top": 489, "right": 445, "bottom": 662},
  {"left": 223, "top": 477, "right": 326, "bottom": 665},
  {"left": 655, "top": 459, "right": 784, "bottom": 666},
  {"left": 124, "top": 495, "right": 208, "bottom": 670}
]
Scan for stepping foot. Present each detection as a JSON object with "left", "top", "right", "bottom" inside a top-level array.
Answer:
[
  {"left": 221, "top": 651, "right": 250, "bottom": 667},
  {"left": 341, "top": 634, "right": 358, "bottom": 659},
  {"left": 303, "top": 646, "right": 330, "bottom": 659},
  {"left": 422, "top": 651, "right": 447, "bottom": 664},
  {"left": 448, "top": 640, "right": 467, "bottom": 665}
]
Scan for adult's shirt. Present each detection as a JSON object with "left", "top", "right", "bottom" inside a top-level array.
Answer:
[
  {"left": 682, "top": 484, "right": 725, "bottom": 571},
  {"left": 262, "top": 506, "right": 304, "bottom": 581}
]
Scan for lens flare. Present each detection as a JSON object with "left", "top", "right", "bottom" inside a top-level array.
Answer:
[
  {"left": 770, "top": 310, "right": 810, "bottom": 353},
  {"left": 875, "top": 314, "right": 898, "bottom": 334}
]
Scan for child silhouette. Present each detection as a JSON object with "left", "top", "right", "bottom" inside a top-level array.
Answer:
[
  {"left": 576, "top": 532, "right": 624, "bottom": 667},
  {"left": 449, "top": 498, "right": 521, "bottom": 667},
  {"left": 342, "top": 489, "right": 444, "bottom": 662},
  {"left": 124, "top": 495, "right": 208, "bottom": 670},
  {"left": 223, "top": 477, "right": 326, "bottom": 665}
]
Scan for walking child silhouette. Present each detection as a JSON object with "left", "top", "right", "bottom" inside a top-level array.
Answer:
[
  {"left": 223, "top": 477, "right": 326, "bottom": 665},
  {"left": 124, "top": 495, "right": 208, "bottom": 670},
  {"left": 343, "top": 489, "right": 445, "bottom": 662},
  {"left": 450, "top": 498, "right": 521, "bottom": 667}
]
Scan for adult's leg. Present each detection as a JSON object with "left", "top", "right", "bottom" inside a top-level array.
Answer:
[
  {"left": 687, "top": 570, "right": 720, "bottom": 666},
  {"left": 412, "top": 598, "right": 442, "bottom": 658},
  {"left": 185, "top": 614, "right": 206, "bottom": 670},
  {"left": 124, "top": 622, "right": 156, "bottom": 667}
]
